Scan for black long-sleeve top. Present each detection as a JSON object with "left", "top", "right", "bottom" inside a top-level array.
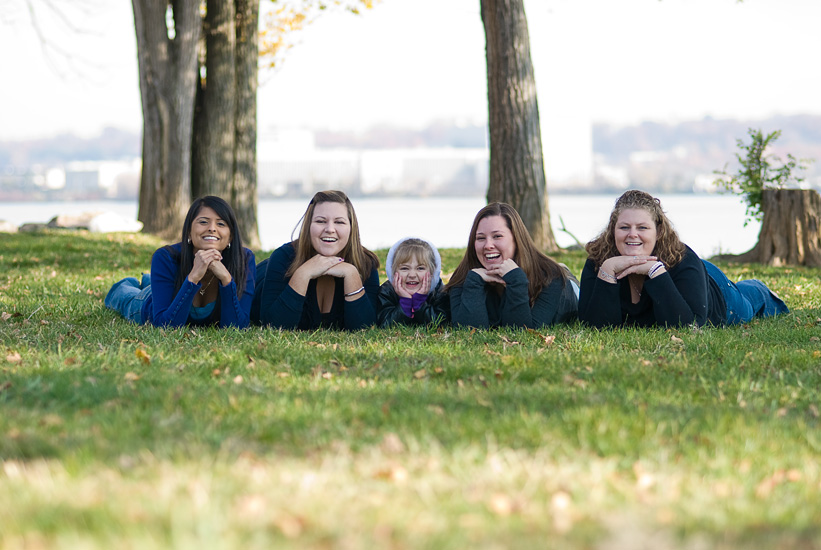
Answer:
[
  {"left": 449, "top": 268, "right": 578, "bottom": 329},
  {"left": 578, "top": 245, "right": 725, "bottom": 328},
  {"left": 250, "top": 242, "right": 379, "bottom": 330}
]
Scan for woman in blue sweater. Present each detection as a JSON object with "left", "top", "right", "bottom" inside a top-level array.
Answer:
[
  {"left": 446, "top": 202, "right": 578, "bottom": 328},
  {"left": 251, "top": 190, "right": 380, "bottom": 330},
  {"left": 105, "top": 196, "right": 255, "bottom": 328},
  {"left": 579, "top": 189, "right": 788, "bottom": 328}
]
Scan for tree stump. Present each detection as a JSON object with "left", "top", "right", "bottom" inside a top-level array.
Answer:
[{"left": 719, "top": 188, "right": 821, "bottom": 266}]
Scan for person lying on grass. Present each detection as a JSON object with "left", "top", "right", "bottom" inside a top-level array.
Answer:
[
  {"left": 579, "top": 189, "right": 789, "bottom": 328},
  {"left": 377, "top": 237, "right": 450, "bottom": 327},
  {"left": 446, "top": 202, "right": 578, "bottom": 329},
  {"left": 251, "top": 190, "right": 379, "bottom": 330},
  {"left": 105, "top": 196, "right": 255, "bottom": 328}
]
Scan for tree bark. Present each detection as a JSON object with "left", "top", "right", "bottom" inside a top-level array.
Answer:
[
  {"left": 191, "top": 0, "right": 260, "bottom": 249},
  {"left": 717, "top": 189, "right": 821, "bottom": 267},
  {"left": 480, "top": 0, "right": 558, "bottom": 252},
  {"left": 132, "top": 0, "right": 201, "bottom": 239},
  {"left": 231, "top": 0, "right": 261, "bottom": 249}
]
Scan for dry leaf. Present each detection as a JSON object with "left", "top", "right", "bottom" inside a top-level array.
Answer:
[
  {"left": 527, "top": 328, "right": 555, "bottom": 346},
  {"left": 124, "top": 372, "right": 140, "bottom": 381},
  {"left": 277, "top": 372, "right": 290, "bottom": 378},
  {"left": 135, "top": 348, "right": 151, "bottom": 364},
  {"left": 233, "top": 375, "right": 244, "bottom": 384},
  {"left": 413, "top": 368, "right": 426, "bottom": 379},
  {"left": 1, "top": 312, "right": 11, "bottom": 322},
  {"left": 5, "top": 351, "right": 22, "bottom": 364},
  {"left": 670, "top": 335, "right": 684, "bottom": 344},
  {"left": 489, "top": 494, "right": 514, "bottom": 516}
]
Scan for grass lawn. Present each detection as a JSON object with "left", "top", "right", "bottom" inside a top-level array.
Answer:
[{"left": 1, "top": 230, "right": 820, "bottom": 549}]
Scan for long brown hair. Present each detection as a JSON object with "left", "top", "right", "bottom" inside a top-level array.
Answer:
[
  {"left": 585, "top": 190, "right": 685, "bottom": 268},
  {"left": 286, "top": 190, "right": 379, "bottom": 280},
  {"left": 445, "top": 202, "right": 566, "bottom": 306}
]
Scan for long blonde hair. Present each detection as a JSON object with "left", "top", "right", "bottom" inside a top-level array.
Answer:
[
  {"left": 286, "top": 190, "right": 379, "bottom": 280},
  {"left": 446, "top": 202, "right": 565, "bottom": 306},
  {"left": 586, "top": 190, "right": 685, "bottom": 268}
]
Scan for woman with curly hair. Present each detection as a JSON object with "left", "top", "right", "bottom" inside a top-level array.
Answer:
[
  {"left": 579, "top": 189, "right": 788, "bottom": 328},
  {"left": 251, "top": 190, "right": 379, "bottom": 330},
  {"left": 446, "top": 202, "right": 578, "bottom": 328}
]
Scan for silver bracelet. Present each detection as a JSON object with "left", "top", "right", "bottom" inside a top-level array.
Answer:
[
  {"left": 648, "top": 261, "right": 665, "bottom": 279},
  {"left": 598, "top": 270, "right": 617, "bottom": 283},
  {"left": 345, "top": 286, "right": 365, "bottom": 297}
]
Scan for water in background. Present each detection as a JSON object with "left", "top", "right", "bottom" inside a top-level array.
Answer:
[{"left": 0, "top": 194, "right": 759, "bottom": 258}]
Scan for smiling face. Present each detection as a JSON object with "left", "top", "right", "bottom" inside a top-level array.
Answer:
[
  {"left": 189, "top": 206, "right": 231, "bottom": 253},
  {"left": 395, "top": 253, "right": 429, "bottom": 290},
  {"left": 474, "top": 215, "right": 517, "bottom": 269},
  {"left": 614, "top": 208, "right": 657, "bottom": 257},
  {"left": 309, "top": 201, "right": 351, "bottom": 257}
]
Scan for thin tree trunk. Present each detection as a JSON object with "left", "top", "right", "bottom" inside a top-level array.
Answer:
[
  {"left": 133, "top": 0, "right": 201, "bottom": 239},
  {"left": 480, "top": 0, "right": 557, "bottom": 252}
]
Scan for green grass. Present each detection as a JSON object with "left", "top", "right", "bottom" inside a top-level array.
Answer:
[{"left": 1, "top": 230, "right": 821, "bottom": 549}]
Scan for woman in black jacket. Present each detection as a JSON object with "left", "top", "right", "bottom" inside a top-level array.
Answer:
[{"left": 579, "top": 189, "right": 788, "bottom": 328}]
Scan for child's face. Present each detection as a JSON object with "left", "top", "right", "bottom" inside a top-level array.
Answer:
[{"left": 395, "top": 254, "right": 429, "bottom": 291}]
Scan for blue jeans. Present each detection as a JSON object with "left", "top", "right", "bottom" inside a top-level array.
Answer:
[
  {"left": 702, "top": 260, "right": 789, "bottom": 325},
  {"left": 105, "top": 274, "right": 152, "bottom": 324}
]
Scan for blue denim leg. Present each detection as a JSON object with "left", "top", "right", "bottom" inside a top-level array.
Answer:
[
  {"left": 105, "top": 277, "right": 151, "bottom": 324},
  {"left": 702, "top": 260, "right": 788, "bottom": 325}
]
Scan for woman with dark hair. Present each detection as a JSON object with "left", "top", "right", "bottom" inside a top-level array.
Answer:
[
  {"left": 579, "top": 189, "right": 788, "bottom": 328},
  {"left": 105, "top": 196, "right": 255, "bottom": 328},
  {"left": 446, "top": 202, "right": 578, "bottom": 328},
  {"left": 251, "top": 190, "right": 380, "bottom": 330}
]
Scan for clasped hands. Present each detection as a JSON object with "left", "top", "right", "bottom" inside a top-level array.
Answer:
[
  {"left": 599, "top": 255, "right": 661, "bottom": 281},
  {"left": 471, "top": 258, "right": 519, "bottom": 286},
  {"left": 188, "top": 249, "right": 232, "bottom": 286}
]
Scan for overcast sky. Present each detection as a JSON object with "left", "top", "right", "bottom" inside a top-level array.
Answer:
[{"left": 1, "top": 0, "right": 819, "bottom": 141}]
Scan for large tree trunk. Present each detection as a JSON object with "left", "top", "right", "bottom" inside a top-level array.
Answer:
[
  {"left": 133, "top": 0, "right": 201, "bottom": 239},
  {"left": 480, "top": 0, "right": 558, "bottom": 252},
  {"left": 231, "top": 0, "right": 261, "bottom": 249},
  {"left": 722, "top": 189, "right": 821, "bottom": 266},
  {"left": 192, "top": 0, "right": 260, "bottom": 249}
]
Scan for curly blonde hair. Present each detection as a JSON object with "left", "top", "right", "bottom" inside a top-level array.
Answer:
[{"left": 586, "top": 190, "right": 685, "bottom": 269}]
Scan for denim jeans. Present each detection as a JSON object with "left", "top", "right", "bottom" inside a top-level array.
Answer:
[
  {"left": 105, "top": 274, "right": 152, "bottom": 324},
  {"left": 702, "top": 260, "right": 789, "bottom": 325}
]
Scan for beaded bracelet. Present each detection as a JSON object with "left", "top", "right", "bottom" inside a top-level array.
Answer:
[
  {"left": 598, "top": 270, "right": 618, "bottom": 283},
  {"left": 648, "top": 261, "right": 665, "bottom": 279},
  {"left": 345, "top": 286, "right": 365, "bottom": 297}
]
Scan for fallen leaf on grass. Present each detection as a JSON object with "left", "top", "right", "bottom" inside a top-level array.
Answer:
[
  {"left": 809, "top": 404, "right": 819, "bottom": 418},
  {"left": 670, "top": 335, "right": 684, "bottom": 344},
  {"left": 413, "top": 368, "right": 426, "bottom": 379},
  {"left": 380, "top": 432, "right": 405, "bottom": 454},
  {"left": 373, "top": 464, "right": 408, "bottom": 484},
  {"left": 124, "top": 372, "right": 140, "bottom": 381},
  {"left": 274, "top": 514, "right": 306, "bottom": 538},
  {"left": 756, "top": 469, "right": 802, "bottom": 498},
  {"left": 489, "top": 493, "right": 515, "bottom": 516},
  {"left": 233, "top": 375, "right": 244, "bottom": 384},
  {"left": 5, "top": 351, "right": 22, "bottom": 364},
  {"left": 527, "top": 329, "right": 556, "bottom": 346},
  {"left": 1, "top": 312, "right": 11, "bottom": 322},
  {"left": 135, "top": 348, "right": 151, "bottom": 364}
]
